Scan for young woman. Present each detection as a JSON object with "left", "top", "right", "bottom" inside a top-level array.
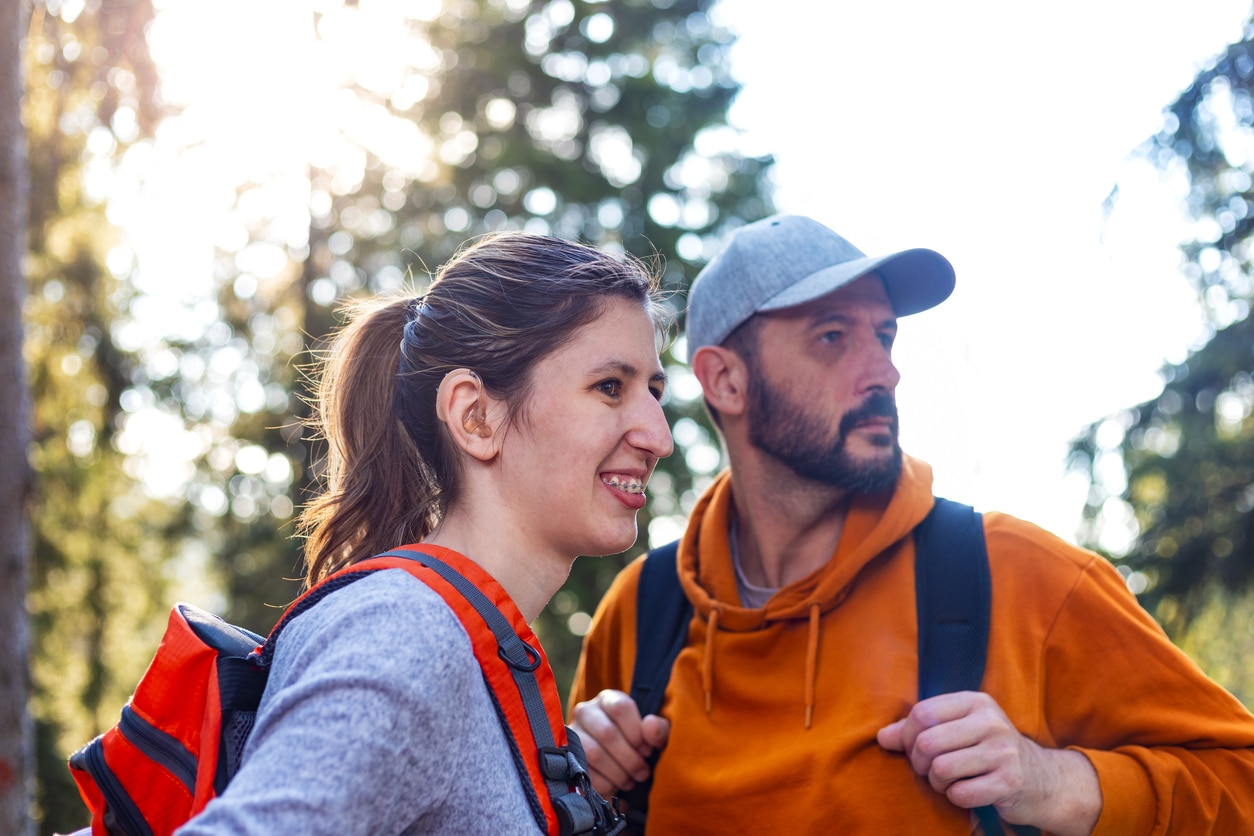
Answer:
[{"left": 178, "top": 233, "right": 672, "bottom": 834}]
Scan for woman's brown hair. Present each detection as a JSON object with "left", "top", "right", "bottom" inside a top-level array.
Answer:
[{"left": 296, "top": 232, "right": 665, "bottom": 586}]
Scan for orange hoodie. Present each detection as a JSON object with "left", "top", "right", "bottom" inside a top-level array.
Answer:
[{"left": 569, "top": 456, "right": 1254, "bottom": 834}]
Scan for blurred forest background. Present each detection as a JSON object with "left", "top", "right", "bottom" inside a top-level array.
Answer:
[{"left": 2, "top": 0, "right": 1254, "bottom": 832}]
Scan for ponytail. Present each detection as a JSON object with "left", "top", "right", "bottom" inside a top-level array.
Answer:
[{"left": 297, "top": 297, "right": 439, "bottom": 586}]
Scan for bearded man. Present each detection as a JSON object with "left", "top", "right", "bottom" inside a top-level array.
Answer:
[{"left": 567, "top": 214, "right": 1254, "bottom": 835}]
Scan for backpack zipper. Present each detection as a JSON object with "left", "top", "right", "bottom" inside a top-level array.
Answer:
[
  {"left": 73, "top": 740, "right": 155, "bottom": 836},
  {"left": 118, "top": 704, "right": 198, "bottom": 795}
]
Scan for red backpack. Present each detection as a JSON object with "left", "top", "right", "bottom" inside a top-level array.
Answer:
[{"left": 68, "top": 545, "right": 623, "bottom": 836}]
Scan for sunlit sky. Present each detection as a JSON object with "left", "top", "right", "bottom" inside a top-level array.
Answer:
[
  {"left": 717, "top": 0, "right": 1252, "bottom": 545},
  {"left": 128, "top": 0, "right": 1253, "bottom": 547}
]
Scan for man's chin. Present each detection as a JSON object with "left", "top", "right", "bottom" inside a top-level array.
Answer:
[{"left": 840, "top": 446, "right": 902, "bottom": 494}]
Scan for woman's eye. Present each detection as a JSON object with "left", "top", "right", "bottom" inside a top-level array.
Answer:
[{"left": 596, "top": 379, "right": 622, "bottom": 397}]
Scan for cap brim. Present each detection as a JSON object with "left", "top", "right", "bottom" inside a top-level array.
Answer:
[{"left": 758, "top": 248, "right": 955, "bottom": 317}]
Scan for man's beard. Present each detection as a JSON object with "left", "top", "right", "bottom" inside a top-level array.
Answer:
[{"left": 746, "top": 373, "right": 902, "bottom": 495}]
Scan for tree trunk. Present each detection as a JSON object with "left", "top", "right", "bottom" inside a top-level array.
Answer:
[{"left": 0, "top": 0, "right": 33, "bottom": 833}]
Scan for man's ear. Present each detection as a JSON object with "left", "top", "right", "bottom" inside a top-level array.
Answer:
[
  {"left": 435, "top": 369, "right": 502, "bottom": 462},
  {"left": 691, "top": 345, "right": 748, "bottom": 419}
]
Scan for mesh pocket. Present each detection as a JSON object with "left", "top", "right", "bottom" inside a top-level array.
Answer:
[{"left": 220, "top": 711, "right": 257, "bottom": 781}]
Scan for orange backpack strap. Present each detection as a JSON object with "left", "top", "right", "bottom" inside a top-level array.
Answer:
[{"left": 261, "top": 544, "right": 622, "bottom": 836}]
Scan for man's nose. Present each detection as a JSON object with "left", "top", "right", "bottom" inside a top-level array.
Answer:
[{"left": 858, "top": 339, "right": 900, "bottom": 393}]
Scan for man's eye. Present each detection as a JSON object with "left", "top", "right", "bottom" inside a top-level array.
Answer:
[{"left": 820, "top": 330, "right": 842, "bottom": 344}]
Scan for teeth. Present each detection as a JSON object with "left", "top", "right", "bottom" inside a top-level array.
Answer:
[{"left": 603, "top": 476, "right": 645, "bottom": 494}]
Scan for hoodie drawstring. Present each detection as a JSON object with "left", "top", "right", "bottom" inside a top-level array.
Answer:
[
  {"left": 702, "top": 605, "right": 720, "bottom": 713},
  {"left": 804, "top": 603, "right": 821, "bottom": 729},
  {"left": 700, "top": 602, "right": 822, "bottom": 727}
]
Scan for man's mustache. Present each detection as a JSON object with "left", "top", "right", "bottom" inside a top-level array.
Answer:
[{"left": 838, "top": 392, "right": 899, "bottom": 439}]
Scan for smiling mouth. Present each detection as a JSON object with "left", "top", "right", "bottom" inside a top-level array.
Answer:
[{"left": 601, "top": 475, "right": 645, "bottom": 494}]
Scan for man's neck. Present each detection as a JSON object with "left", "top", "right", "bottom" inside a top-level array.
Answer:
[{"left": 727, "top": 458, "right": 851, "bottom": 590}]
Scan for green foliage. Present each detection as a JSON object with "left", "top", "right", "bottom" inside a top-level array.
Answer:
[
  {"left": 1069, "top": 16, "right": 1254, "bottom": 687},
  {"left": 1172, "top": 588, "right": 1254, "bottom": 706},
  {"left": 1070, "top": 319, "right": 1254, "bottom": 632}
]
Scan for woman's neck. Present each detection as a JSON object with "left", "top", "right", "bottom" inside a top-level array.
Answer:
[{"left": 425, "top": 509, "right": 572, "bottom": 622}]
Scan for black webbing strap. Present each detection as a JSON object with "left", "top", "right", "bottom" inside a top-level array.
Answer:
[
  {"left": 621, "top": 540, "right": 689, "bottom": 830},
  {"left": 629, "top": 540, "right": 690, "bottom": 720},
  {"left": 914, "top": 498, "right": 990, "bottom": 701},
  {"left": 916, "top": 499, "right": 1023, "bottom": 836}
]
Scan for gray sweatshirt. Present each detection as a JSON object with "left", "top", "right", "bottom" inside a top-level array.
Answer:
[{"left": 177, "top": 569, "right": 545, "bottom": 835}]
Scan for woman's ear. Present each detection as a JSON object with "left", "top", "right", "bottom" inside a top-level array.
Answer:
[
  {"left": 691, "top": 345, "right": 748, "bottom": 419},
  {"left": 435, "top": 369, "right": 502, "bottom": 462}
]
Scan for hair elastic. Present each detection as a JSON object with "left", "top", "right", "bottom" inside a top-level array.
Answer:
[{"left": 407, "top": 295, "right": 429, "bottom": 322}]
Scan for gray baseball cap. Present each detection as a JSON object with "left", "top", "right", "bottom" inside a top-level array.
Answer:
[{"left": 685, "top": 214, "right": 956, "bottom": 353}]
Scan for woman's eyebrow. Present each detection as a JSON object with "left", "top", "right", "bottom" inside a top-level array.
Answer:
[{"left": 587, "top": 360, "right": 667, "bottom": 385}]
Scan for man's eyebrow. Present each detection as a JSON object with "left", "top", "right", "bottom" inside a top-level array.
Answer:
[{"left": 809, "top": 311, "right": 898, "bottom": 330}]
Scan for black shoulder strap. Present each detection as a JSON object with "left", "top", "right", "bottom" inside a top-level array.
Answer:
[
  {"left": 620, "top": 540, "right": 688, "bottom": 831},
  {"left": 914, "top": 497, "right": 991, "bottom": 700},
  {"left": 629, "top": 540, "right": 690, "bottom": 719},
  {"left": 916, "top": 499, "right": 1026, "bottom": 836}
]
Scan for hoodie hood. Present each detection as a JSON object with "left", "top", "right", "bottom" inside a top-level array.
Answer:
[{"left": 678, "top": 454, "right": 937, "bottom": 630}]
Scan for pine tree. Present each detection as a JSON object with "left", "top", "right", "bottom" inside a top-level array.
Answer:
[{"left": 1069, "top": 16, "right": 1254, "bottom": 705}]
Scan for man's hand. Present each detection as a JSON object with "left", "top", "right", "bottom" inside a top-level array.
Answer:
[
  {"left": 570, "top": 689, "right": 671, "bottom": 799},
  {"left": 876, "top": 691, "right": 1101, "bottom": 836}
]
